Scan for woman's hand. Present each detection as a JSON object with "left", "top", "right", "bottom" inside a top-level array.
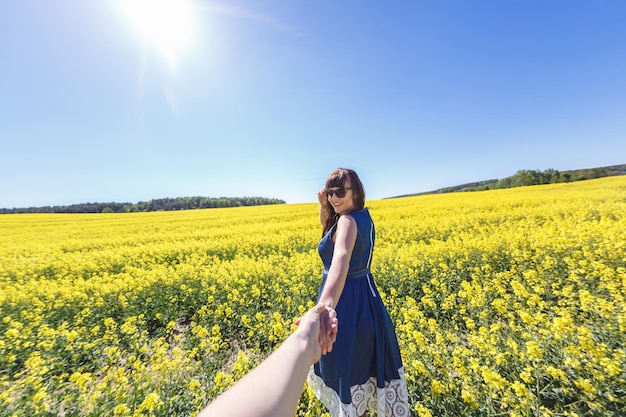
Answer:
[{"left": 318, "top": 188, "right": 329, "bottom": 208}]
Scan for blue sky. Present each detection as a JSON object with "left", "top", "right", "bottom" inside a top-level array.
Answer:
[{"left": 1, "top": 0, "right": 625, "bottom": 208}]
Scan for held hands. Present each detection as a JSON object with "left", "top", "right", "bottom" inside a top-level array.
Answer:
[
  {"left": 198, "top": 304, "right": 338, "bottom": 417},
  {"left": 316, "top": 304, "right": 338, "bottom": 356},
  {"left": 295, "top": 304, "right": 338, "bottom": 363}
]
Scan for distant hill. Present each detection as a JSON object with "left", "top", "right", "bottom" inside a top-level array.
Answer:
[
  {"left": 389, "top": 163, "right": 626, "bottom": 199},
  {"left": 0, "top": 196, "right": 286, "bottom": 214}
]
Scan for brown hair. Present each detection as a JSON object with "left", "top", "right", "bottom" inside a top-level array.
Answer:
[{"left": 321, "top": 168, "right": 366, "bottom": 236}]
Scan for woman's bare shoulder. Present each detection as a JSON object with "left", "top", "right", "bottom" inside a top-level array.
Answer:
[{"left": 338, "top": 214, "right": 357, "bottom": 229}]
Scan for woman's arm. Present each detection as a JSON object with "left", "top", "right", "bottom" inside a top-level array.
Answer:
[
  {"left": 316, "top": 214, "right": 356, "bottom": 353},
  {"left": 197, "top": 304, "right": 337, "bottom": 417},
  {"left": 318, "top": 214, "right": 357, "bottom": 309}
]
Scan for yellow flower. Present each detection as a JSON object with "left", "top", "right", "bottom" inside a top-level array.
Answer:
[
  {"left": 574, "top": 378, "right": 597, "bottom": 395},
  {"left": 546, "top": 366, "right": 566, "bottom": 381},
  {"left": 465, "top": 317, "right": 476, "bottom": 330},
  {"left": 4, "top": 328, "right": 19, "bottom": 339},
  {"left": 113, "top": 404, "right": 130, "bottom": 416},
  {"left": 482, "top": 367, "right": 505, "bottom": 391},
  {"left": 32, "top": 388, "right": 48, "bottom": 404},
  {"left": 599, "top": 357, "right": 621, "bottom": 377},
  {"left": 414, "top": 403, "right": 433, "bottom": 417},
  {"left": 138, "top": 392, "right": 161, "bottom": 412},
  {"left": 188, "top": 379, "right": 201, "bottom": 392},
  {"left": 520, "top": 368, "right": 534, "bottom": 384},
  {"left": 431, "top": 379, "right": 445, "bottom": 395},
  {"left": 525, "top": 341, "right": 543, "bottom": 361},
  {"left": 461, "top": 387, "right": 479, "bottom": 409},
  {"left": 511, "top": 380, "right": 530, "bottom": 398}
]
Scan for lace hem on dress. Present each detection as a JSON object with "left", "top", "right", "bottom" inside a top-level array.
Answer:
[{"left": 307, "top": 366, "right": 410, "bottom": 417}]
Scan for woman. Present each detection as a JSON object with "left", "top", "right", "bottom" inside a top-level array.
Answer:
[{"left": 308, "top": 168, "right": 410, "bottom": 417}]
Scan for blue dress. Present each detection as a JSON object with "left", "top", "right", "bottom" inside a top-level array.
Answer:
[{"left": 307, "top": 208, "right": 410, "bottom": 417}]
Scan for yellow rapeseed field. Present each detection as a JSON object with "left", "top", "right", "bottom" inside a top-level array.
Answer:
[{"left": 1, "top": 176, "right": 625, "bottom": 416}]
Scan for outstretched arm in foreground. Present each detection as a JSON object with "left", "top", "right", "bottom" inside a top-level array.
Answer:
[{"left": 197, "top": 304, "right": 338, "bottom": 417}]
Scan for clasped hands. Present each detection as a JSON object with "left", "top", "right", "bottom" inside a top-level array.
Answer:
[{"left": 295, "top": 303, "right": 338, "bottom": 362}]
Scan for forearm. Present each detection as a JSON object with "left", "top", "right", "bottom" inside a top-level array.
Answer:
[
  {"left": 198, "top": 333, "right": 313, "bottom": 417},
  {"left": 319, "top": 254, "right": 349, "bottom": 308},
  {"left": 319, "top": 206, "right": 330, "bottom": 226}
]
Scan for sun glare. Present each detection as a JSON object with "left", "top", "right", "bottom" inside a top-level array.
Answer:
[{"left": 118, "top": 0, "right": 195, "bottom": 69}]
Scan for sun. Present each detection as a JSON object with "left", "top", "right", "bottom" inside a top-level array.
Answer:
[{"left": 118, "top": 0, "right": 196, "bottom": 69}]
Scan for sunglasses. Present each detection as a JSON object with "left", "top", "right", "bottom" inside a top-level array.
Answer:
[{"left": 324, "top": 187, "right": 352, "bottom": 198}]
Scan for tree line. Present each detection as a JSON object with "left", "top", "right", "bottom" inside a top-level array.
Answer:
[
  {"left": 393, "top": 163, "right": 626, "bottom": 197},
  {"left": 0, "top": 196, "right": 286, "bottom": 214}
]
